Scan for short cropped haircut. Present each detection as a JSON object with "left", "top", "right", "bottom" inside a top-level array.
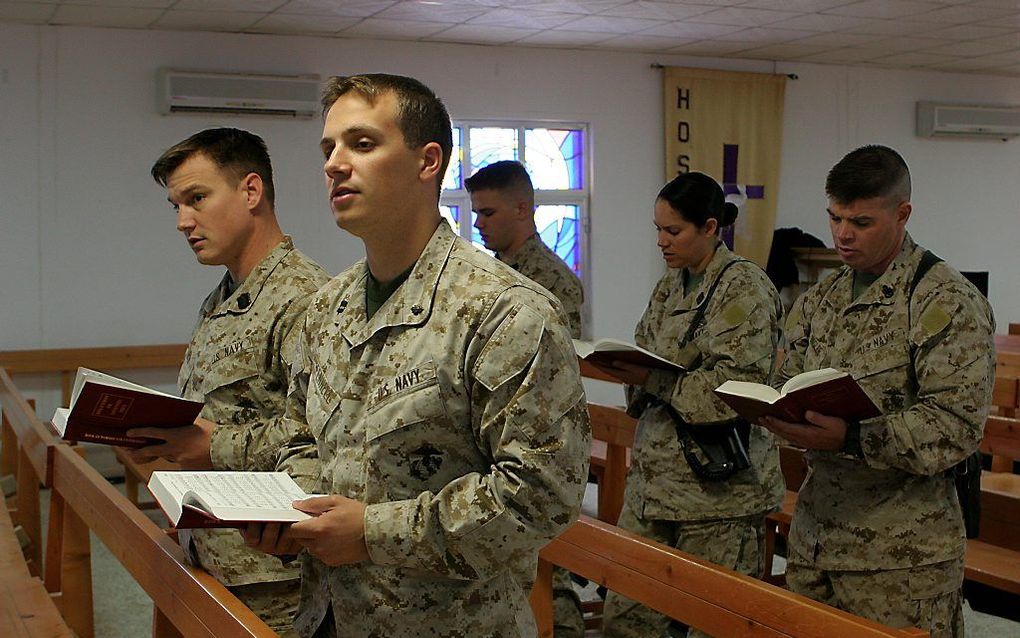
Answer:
[
  {"left": 320, "top": 73, "right": 453, "bottom": 197},
  {"left": 825, "top": 145, "right": 911, "bottom": 206},
  {"left": 150, "top": 127, "right": 276, "bottom": 207},
  {"left": 464, "top": 161, "right": 535, "bottom": 205},
  {"left": 657, "top": 172, "right": 737, "bottom": 232}
]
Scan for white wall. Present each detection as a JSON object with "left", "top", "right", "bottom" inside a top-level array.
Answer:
[{"left": 2, "top": 23, "right": 1018, "bottom": 366}]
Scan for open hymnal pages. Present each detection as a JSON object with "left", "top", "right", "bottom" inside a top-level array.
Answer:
[
  {"left": 714, "top": 368, "right": 881, "bottom": 423},
  {"left": 147, "top": 471, "right": 314, "bottom": 529},
  {"left": 572, "top": 338, "right": 683, "bottom": 372},
  {"left": 50, "top": 367, "right": 203, "bottom": 447}
]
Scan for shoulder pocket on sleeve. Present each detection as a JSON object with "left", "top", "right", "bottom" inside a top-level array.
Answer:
[{"left": 472, "top": 304, "right": 545, "bottom": 392}]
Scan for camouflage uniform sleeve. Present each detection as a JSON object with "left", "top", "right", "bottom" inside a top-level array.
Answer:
[
  {"left": 208, "top": 293, "right": 319, "bottom": 490},
  {"left": 859, "top": 281, "right": 994, "bottom": 475},
  {"left": 560, "top": 277, "right": 584, "bottom": 340},
  {"left": 362, "top": 289, "right": 591, "bottom": 579},
  {"left": 650, "top": 274, "right": 780, "bottom": 424},
  {"left": 627, "top": 276, "right": 673, "bottom": 416},
  {"left": 776, "top": 288, "right": 812, "bottom": 387}
]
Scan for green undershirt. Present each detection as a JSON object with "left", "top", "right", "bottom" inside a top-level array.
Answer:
[
  {"left": 365, "top": 265, "right": 414, "bottom": 320},
  {"left": 852, "top": 271, "right": 880, "bottom": 301}
]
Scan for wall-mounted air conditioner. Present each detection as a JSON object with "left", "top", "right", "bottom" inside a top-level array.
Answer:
[
  {"left": 158, "top": 69, "right": 321, "bottom": 118},
  {"left": 916, "top": 101, "right": 1020, "bottom": 141}
]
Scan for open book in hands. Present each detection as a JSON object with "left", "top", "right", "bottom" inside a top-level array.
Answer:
[
  {"left": 50, "top": 367, "right": 203, "bottom": 448},
  {"left": 147, "top": 471, "right": 314, "bottom": 529},
  {"left": 714, "top": 368, "right": 881, "bottom": 424},
  {"left": 573, "top": 338, "right": 684, "bottom": 372}
]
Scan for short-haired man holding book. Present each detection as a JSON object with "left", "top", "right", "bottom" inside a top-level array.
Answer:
[
  {"left": 762, "top": 145, "right": 994, "bottom": 638},
  {"left": 244, "top": 73, "right": 590, "bottom": 638},
  {"left": 132, "top": 127, "right": 330, "bottom": 636}
]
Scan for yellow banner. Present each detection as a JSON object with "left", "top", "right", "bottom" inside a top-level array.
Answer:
[{"left": 664, "top": 67, "right": 786, "bottom": 267}]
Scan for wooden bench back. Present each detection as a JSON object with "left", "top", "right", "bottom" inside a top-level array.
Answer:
[
  {"left": 534, "top": 515, "right": 926, "bottom": 638},
  {"left": 51, "top": 444, "right": 277, "bottom": 638}
]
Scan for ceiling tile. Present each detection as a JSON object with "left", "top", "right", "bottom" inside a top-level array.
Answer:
[
  {"left": 274, "top": 0, "right": 396, "bottom": 18},
  {"left": 919, "top": 23, "right": 1014, "bottom": 40},
  {"left": 0, "top": 1, "right": 56, "bottom": 22},
  {"left": 551, "top": 14, "right": 659, "bottom": 34},
  {"left": 737, "top": 0, "right": 852, "bottom": 10},
  {"left": 597, "top": 33, "right": 693, "bottom": 51},
  {"left": 51, "top": 4, "right": 162, "bottom": 27},
  {"left": 909, "top": 5, "right": 1017, "bottom": 24},
  {"left": 153, "top": 9, "right": 262, "bottom": 31},
  {"left": 173, "top": 0, "right": 286, "bottom": 11},
  {"left": 637, "top": 20, "right": 746, "bottom": 39},
  {"left": 514, "top": 29, "right": 612, "bottom": 46},
  {"left": 685, "top": 6, "right": 803, "bottom": 27},
  {"left": 868, "top": 51, "right": 957, "bottom": 66},
  {"left": 790, "top": 31, "right": 886, "bottom": 47},
  {"left": 596, "top": 1, "right": 716, "bottom": 21},
  {"left": 765, "top": 12, "right": 878, "bottom": 32},
  {"left": 509, "top": 1, "right": 630, "bottom": 15},
  {"left": 424, "top": 23, "right": 537, "bottom": 44},
  {"left": 666, "top": 39, "right": 760, "bottom": 55},
  {"left": 738, "top": 42, "right": 832, "bottom": 59},
  {"left": 865, "top": 36, "right": 949, "bottom": 53},
  {"left": 467, "top": 7, "right": 574, "bottom": 29},
  {"left": 716, "top": 26, "right": 811, "bottom": 43},
  {"left": 60, "top": 0, "right": 173, "bottom": 7},
  {"left": 799, "top": 47, "right": 891, "bottom": 63},
  {"left": 373, "top": 2, "right": 489, "bottom": 23},
  {"left": 840, "top": 18, "right": 943, "bottom": 36},
  {"left": 922, "top": 37, "right": 1019, "bottom": 57},
  {"left": 340, "top": 16, "right": 449, "bottom": 38},
  {"left": 246, "top": 13, "right": 359, "bottom": 35},
  {"left": 825, "top": 0, "right": 945, "bottom": 20}
]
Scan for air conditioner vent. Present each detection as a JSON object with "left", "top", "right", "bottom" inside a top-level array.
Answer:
[
  {"left": 917, "top": 101, "right": 1020, "bottom": 140},
  {"left": 158, "top": 69, "right": 321, "bottom": 118}
]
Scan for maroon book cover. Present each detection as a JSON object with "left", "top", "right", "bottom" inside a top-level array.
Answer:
[
  {"left": 715, "top": 374, "right": 881, "bottom": 424},
  {"left": 62, "top": 383, "right": 202, "bottom": 448}
]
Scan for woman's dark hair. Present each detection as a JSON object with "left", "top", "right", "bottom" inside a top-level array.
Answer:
[{"left": 657, "top": 172, "right": 737, "bottom": 233}]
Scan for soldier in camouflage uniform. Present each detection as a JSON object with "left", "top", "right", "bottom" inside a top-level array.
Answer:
[
  {"left": 244, "top": 74, "right": 590, "bottom": 638},
  {"left": 598, "top": 173, "right": 784, "bottom": 638},
  {"left": 467, "top": 160, "right": 584, "bottom": 339},
  {"left": 133, "top": 128, "right": 330, "bottom": 637},
  {"left": 466, "top": 159, "right": 587, "bottom": 636},
  {"left": 763, "top": 146, "right": 994, "bottom": 638}
]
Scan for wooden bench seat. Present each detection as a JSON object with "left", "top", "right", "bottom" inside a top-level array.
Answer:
[{"left": 0, "top": 576, "right": 74, "bottom": 638}]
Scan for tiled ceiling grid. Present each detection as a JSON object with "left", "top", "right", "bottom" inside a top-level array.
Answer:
[{"left": 3, "top": 0, "right": 1020, "bottom": 76}]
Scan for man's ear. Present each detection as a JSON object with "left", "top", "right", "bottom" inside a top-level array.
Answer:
[
  {"left": 419, "top": 142, "right": 443, "bottom": 184},
  {"left": 896, "top": 201, "right": 912, "bottom": 227},
  {"left": 241, "top": 173, "right": 264, "bottom": 211},
  {"left": 515, "top": 200, "right": 532, "bottom": 220}
]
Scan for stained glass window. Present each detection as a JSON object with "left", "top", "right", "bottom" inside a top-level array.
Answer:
[{"left": 440, "top": 121, "right": 588, "bottom": 323}]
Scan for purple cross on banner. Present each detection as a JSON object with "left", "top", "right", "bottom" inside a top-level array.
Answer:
[{"left": 720, "top": 144, "right": 765, "bottom": 249}]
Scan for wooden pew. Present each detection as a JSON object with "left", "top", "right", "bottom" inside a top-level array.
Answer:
[
  {"left": 532, "top": 515, "right": 927, "bottom": 638},
  {"left": 587, "top": 403, "right": 635, "bottom": 525},
  {"left": 0, "top": 345, "right": 188, "bottom": 507},
  {"left": 1010, "top": 324, "right": 1020, "bottom": 336},
  {"left": 1, "top": 496, "right": 72, "bottom": 638},
  {"left": 51, "top": 443, "right": 278, "bottom": 637}
]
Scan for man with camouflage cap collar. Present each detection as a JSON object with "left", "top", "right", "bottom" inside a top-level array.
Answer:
[
  {"left": 466, "top": 160, "right": 585, "bottom": 339},
  {"left": 763, "top": 145, "right": 994, "bottom": 638},
  {"left": 132, "top": 128, "right": 330, "bottom": 636},
  {"left": 244, "top": 74, "right": 590, "bottom": 638}
]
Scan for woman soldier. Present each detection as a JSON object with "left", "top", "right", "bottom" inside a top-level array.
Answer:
[{"left": 599, "top": 172, "right": 784, "bottom": 638}]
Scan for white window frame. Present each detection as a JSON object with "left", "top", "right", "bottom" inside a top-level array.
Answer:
[{"left": 441, "top": 119, "right": 592, "bottom": 335}]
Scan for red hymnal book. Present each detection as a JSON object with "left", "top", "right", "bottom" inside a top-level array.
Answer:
[
  {"left": 51, "top": 367, "right": 202, "bottom": 448},
  {"left": 714, "top": 368, "right": 881, "bottom": 424}
]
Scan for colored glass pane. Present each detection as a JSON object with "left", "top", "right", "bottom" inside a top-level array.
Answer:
[
  {"left": 525, "top": 128, "right": 583, "bottom": 190},
  {"left": 536, "top": 205, "right": 581, "bottom": 275},
  {"left": 442, "top": 127, "right": 463, "bottom": 192},
  {"left": 469, "top": 127, "right": 518, "bottom": 170},
  {"left": 440, "top": 205, "right": 460, "bottom": 234}
]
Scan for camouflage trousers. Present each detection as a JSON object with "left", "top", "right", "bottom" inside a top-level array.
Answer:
[
  {"left": 601, "top": 502, "right": 765, "bottom": 638},
  {"left": 786, "top": 558, "right": 964, "bottom": 638},
  {"left": 553, "top": 567, "right": 585, "bottom": 637},
  {"left": 231, "top": 578, "right": 302, "bottom": 638}
]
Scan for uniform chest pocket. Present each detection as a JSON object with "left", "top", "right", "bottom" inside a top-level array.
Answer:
[
  {"left": 851, "top": 342, "right": 913, "bottom": 413},
  {"left": 365, "top": 379, "right": 449, "bottom": 442},
  {"left": 193, "top": 345, "right": 264, "bottom": 392},
  {"left": 851, "top": 341, "right": 911, "bottom": 380}
]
